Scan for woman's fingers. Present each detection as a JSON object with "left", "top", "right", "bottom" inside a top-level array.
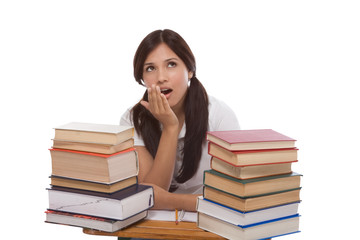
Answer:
[
  {"left": 143, "top": 84, "right": 178, "bottom": 128},
  {"left": 148, "top": 85, "right": 164, "bottom": 114},
  {"left": 161, "top": 91, "right": 171, "bottom": 111},
  {"left": 155, "top": 86, "right": 165, "bottom": 112}
]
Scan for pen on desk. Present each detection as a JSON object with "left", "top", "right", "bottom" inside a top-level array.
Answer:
[{"left": 175, "top": 209, "right": 179, "bottom": 225}]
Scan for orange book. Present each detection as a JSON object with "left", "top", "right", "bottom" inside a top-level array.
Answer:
[
  {"left": 210, "top": 157, "right": 296, "bottom": 179},
  {"left": 50, "top": 175, "right": 137, "bottom": 193},
  {"left": 208, "top": 142, "right": 298, "bottom": 166},
  {"left": 49, "top": 148, "right": 138, "bottom": 184},
  {"left": 52, "top": 138, "right": 134, "bottom": 154}
]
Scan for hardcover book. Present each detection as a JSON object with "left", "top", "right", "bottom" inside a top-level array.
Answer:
[
  {"left": 197, "top": 196, "right": 300, "bottom": 227},
  {"left": 204, "top": 186, "right": 301, "bottom": 212},
  {"left": 50, "top": 175, "right": 137, "bottom": 193},
  {"left": 197, "top": 212, "right": 300, "bottom": 240},
  {"left": 47, "top": 184, "right": 154, "bottom": 220},
  {"left": 204, "top": 170, "right": 302, "bottom": 197},
  {"left": 207, "top": 129, "right": 296, "bottom": 151},
  {"left": 45, "top": 209, "right": 148, "bottom": 232},
  {"left": 49, "top": 148, "right": 138, "bottom": 183},
  {"left": 54, "top": 122, "right": 134, "bottom": 145},
  {"left": 211, "top": 157, "right": 294, "bottom": 179},
  {"left": 52, "top": 138, "right": 134, "bottom": 155},
  {"left": 208, "top": 142, "right": 298, "bottom": 166}
]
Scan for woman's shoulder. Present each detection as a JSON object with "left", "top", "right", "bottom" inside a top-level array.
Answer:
[
  {"left": 208, "top": 95, "right": 240, "bottom": 131},
  {"left": 208, "top": 95, "right": 234, "bottom": 114},
  {"left": 120, "top": 99, "right": 139, "bottom": 126},
  {"left": 120, "top": 107, "right": 133, "bottom": 126},
  {"left": 120, "top": 106, "right": 146, "bottom": 146}
]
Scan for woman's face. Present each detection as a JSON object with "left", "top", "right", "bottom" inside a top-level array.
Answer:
[{"left": 142, "top": 43, "right": 193, "bottom": 110}]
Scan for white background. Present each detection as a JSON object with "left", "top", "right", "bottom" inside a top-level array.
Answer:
[{"left": 1, "top": 0, "right": 359, "bottom": 239}]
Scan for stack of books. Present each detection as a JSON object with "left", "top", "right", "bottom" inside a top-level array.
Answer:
[
  {"left": 45, "top": 122, "right": 154, "bottom": 232},
  {"left": 196, "top": 129, "right": 301, "bottom": 240}
]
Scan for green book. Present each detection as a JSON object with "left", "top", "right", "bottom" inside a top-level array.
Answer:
[{"left": 203, "top": 170, "right": 302, "bottom": 198}]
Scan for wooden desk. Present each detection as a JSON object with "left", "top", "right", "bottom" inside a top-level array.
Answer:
[{"left": 83, "top": 219, "right": 226, "bottom": 239}]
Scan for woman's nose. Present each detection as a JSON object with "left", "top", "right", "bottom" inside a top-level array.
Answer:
[{"left": 157, "top": 68, "right": 168, "bottom": 83}]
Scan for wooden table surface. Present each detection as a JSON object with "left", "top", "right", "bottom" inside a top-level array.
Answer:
[{"left": 83, "top": 219, "right": 226, "bottom": 239}]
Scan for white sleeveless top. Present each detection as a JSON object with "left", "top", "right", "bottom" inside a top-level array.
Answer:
[{"left": 120, "top": 96, "right": 240, "bottom": 194}]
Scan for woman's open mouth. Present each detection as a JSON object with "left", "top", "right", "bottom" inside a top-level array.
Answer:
[
  {"left": 160, "top": 89, "right": 173, "bottom": 95},
  {"left": 160, "top": 89, "right": 173, "bottom": 99}
]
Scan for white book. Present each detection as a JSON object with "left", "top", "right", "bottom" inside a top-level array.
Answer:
[
  {"left": 196, "top": 197, "right": 299, "bottom": 227},
  {"left": 146, "top": 210, "right": 197, "bottom": 223},
  {"left": 48, "top": 184, "right": 153, "bottom": 220},
  {"left": 197, "top": 212, "right": 300, "bottom": 240}
]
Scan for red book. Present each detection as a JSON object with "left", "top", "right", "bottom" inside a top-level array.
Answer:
[
  {"left": 207, "top": 129, "right": 296, "bottom": 151},
  {"left": 208, "top": 142, "right": 298, "bottom": 166},
  {"left": 49, "top": 148, "right": 138, "bottom": 184},
  {"left": 45, "top": 209, "right": 148, "bottom": 232},
  {"left": 210, "top": 156, "right": 296, "bottom": 179}
]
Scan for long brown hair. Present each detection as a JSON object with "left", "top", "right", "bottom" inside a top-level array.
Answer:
[{"left": 131, "top": 29, "right": 209, "bottom": 190}]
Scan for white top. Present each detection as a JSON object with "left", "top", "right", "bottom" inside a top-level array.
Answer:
[{"left": 120, "top": 96, "right": 240, "bottom": 194}]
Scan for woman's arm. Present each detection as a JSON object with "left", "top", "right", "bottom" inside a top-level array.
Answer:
[
  {"left": 136, "top": 147, "right": 199, "bottom": 211},
  {"left": 138, "top": 85, "right": 180, "bottom": 190},
  {"left": 136, "top": 139, "right": 177, "bottom": 191},
  {"left": 145, "top": 183, "right": 200, "bottom": 211}
]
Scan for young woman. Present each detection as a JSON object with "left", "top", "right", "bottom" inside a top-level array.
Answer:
[{"left": 121, "top": 29, "right": 240, "bottom": 211}]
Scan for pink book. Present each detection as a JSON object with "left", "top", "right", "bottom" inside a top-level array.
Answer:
[{"left": 207, "top": 129, "right": 296, "bottom": 151}]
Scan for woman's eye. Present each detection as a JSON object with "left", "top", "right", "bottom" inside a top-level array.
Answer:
[
  {"left": 145, "top": 66, "right": 155, "bottom": 72},
  {"left": 168, "top": 62, "right": 176, "bottom": 68}
]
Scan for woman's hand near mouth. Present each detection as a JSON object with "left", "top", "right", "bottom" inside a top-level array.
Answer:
[{"left": 140, "top": 84, "right": 179, "bottom": 130}]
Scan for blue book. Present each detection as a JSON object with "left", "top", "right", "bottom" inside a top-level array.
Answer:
[
  {"left": 197, "top": 211, "right": 300, "bottom": 240},
  {"left": 197, "top": 196, "right": 300, "bottom": 227}
]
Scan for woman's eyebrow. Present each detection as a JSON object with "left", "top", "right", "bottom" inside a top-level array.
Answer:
[
  {"left": 165, "top": 57, "right": 178, "bottom": 62},
  {"left": 144, "top": 57, "right": 178, "bottom": 66},
  {"left": 144, "top": 62, "right": 153, "bottom": 66}
]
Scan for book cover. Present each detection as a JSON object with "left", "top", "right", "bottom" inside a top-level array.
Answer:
[
  {"left": 54, "top": 122, "right": 133, "bottom": 134},
  {"left": 205, "top": 169, "right": 301, "bottom": 185},
  {"left": 210, "top": 157, "right": 295, "bottom": 179},
  {"left": 48, "top": 184, "right": 154, "bottom": 220},
  {"left": 52, "top": 138, "right": 134, "bottom": 154},
  {"left": 207, "top": 129, "right": 296, "bottom": 151},
  {"left": 50, "top": 175, "right": 137, "bottom": 193},
  {"left": 54, "top": 122, "right": 134, "bottom": 145},
  {"left": 197, "top": 196, "right": 300, "bottom": 227},
  {"left": 146, "top": 210, "right": 197, "bottom": 223},
  {"left": 208, "top": 142, "right": 298, "bottom": 166},
  {"left": 49, "top": 147, "right": 135, "bottom": 158},
  {"left": 45, "top": 209, "right": 148, "bottom": 232},
  {"left": 204, "top": 170, "right": 302, "bottom": 197},
  {"left": 49, "top": 147, "right": 139, "bottom": 183},
  {"left": 197, "top": 212, "right": 300, "bottom": 240},
  {"left": 204, "top": 186, "right": 301, "bottom": 212}
]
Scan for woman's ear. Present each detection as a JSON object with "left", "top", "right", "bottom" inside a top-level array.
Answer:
[{"left": 188, "top": 71, "right": 194, "bottom": 80}]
